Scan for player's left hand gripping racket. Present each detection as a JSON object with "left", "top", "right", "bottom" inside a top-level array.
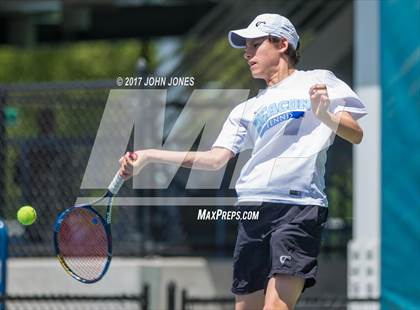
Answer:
[{"left": 53, "top": 153, "right": 136, "bottom": 284}]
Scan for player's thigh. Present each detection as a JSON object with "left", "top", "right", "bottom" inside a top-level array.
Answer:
[
  {"left": 264, "top": 274, "right": 304, "bottom": 310},
  {"left": 235, "top": 290, "right": 265, "bottom": 310}
]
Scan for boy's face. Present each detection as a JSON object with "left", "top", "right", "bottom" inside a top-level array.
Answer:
[{"left": 244, "top": 37, "right": 286, "bottom": 81}]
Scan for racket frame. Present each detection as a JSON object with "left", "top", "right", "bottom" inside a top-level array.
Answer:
[{"left": 53, "top": 191, "right": 113, "bottom": 284}]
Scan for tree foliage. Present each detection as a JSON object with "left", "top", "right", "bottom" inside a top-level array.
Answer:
[{"left": 0, "top": 40, "right": 152, "bottom": 82}]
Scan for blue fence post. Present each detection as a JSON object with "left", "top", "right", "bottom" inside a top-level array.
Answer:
[{"left": 0, "top": 219, "right": 8, "bottom": 310}]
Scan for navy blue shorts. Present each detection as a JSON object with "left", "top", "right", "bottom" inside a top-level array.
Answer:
[{"left": 231, "top": 202, "right": 328, "bottom": 295}]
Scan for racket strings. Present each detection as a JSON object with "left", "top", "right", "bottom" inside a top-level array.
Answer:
[{"left": 57, "top": 208, "right": 110, "bottom": 281}]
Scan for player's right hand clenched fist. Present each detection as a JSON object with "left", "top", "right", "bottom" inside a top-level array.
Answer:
[{"left": 119, "top": 151, "right": 147, "bottom": 180}]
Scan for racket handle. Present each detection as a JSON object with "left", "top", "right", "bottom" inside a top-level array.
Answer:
[
  {"left": 108, "top": 152, "right": 137, "bottom": 195},
  {"left": 108, "top": 172, "right": 125, "bottom": 195}
]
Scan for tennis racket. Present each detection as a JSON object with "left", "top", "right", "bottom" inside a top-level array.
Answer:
[{"left": 53, "top": 152, "right": 136, "bottom": 284}]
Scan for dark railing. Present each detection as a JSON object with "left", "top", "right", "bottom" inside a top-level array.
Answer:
[
  {"left": 180, "top": 289, "right": 380, "bottom": 310},
  {"left": 0, "top": 285, "right": 149, "bottom": 310},
  {"left": 181, "top": 289, "right": 233, "bottom": 310}
]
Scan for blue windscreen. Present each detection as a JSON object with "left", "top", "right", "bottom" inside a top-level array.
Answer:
[{"left": 381, "top": 0, "right": 420, "bottom": 309}]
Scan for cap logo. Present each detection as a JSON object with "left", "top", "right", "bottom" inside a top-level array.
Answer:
[{"left": 255, "top": 21, "right": 266, "bottom": 27}]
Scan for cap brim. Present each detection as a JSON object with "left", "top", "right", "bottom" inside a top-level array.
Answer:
[{"left": 228, "top": 28, "right": 268, "bottom": 48}]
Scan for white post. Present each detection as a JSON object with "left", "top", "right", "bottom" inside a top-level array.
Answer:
[{"left": 349, "top": 1, "right": 381, "bottom": 309}]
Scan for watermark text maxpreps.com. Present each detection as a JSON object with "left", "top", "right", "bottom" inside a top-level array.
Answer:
[{"left": 197, "top": 209, "right": 259, "bottom": 221}]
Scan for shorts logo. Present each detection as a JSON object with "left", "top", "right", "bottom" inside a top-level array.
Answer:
[{"left": 280, "top": 255, "right": 291, "bottom": 264}]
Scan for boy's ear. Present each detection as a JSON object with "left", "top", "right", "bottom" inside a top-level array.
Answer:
[
  {"left": 270, "top": 36, "right": 288, "bottom": 53},
  {"left": 280, "top": 38, "right": 289, "bottom": 52}
]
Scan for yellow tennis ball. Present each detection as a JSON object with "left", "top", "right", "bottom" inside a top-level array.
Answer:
[{"left": 17, "top": 206, "right": 37, "bottom": 226}]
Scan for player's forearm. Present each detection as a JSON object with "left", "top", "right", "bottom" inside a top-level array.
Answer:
[
  {"left": 320, "top": 112, "right": 364, "bottom": 144},
  {"left": 144, "top": 149, "right": 221, "bottom": 170}
]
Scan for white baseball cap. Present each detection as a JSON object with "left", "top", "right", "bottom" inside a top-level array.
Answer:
[{"left": 228, "top": 13, "right": 300, "bottom": 50}]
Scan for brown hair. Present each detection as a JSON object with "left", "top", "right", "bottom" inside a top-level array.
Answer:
[{"left": 269, "top": 36, "right": 301, "bottom": 67}]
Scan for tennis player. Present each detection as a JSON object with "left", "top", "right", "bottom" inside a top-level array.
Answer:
[{"left": 120, "top": 13, "right": 367, "bottom": 310}]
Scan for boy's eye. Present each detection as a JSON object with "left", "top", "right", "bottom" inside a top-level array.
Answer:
[{"left": 244, "top": 41, "right": 263, "bottom": 50}]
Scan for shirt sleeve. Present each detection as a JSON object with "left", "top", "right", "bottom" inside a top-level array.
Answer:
[
  {"left": 212, "top": 103, "right": 254, "bottom": 155},
  {"left": 324, "top": 70, "right": 368, "bottom": 120}
]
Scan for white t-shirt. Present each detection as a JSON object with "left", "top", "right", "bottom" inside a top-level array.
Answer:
[{"left": 212, "top": 69, "right": 367, "bottom": 207}]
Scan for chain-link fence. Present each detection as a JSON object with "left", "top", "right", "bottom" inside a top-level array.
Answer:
[
  {"left": 1, "top": 82, "right": 134, "bottom": 257},
  {"left": 0, "top": 81, "right": 244, "bottom": 258}
]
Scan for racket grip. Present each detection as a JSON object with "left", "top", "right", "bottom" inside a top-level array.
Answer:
[{"left": 108, "top": 172, "right": 125, "bottom": 195}]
